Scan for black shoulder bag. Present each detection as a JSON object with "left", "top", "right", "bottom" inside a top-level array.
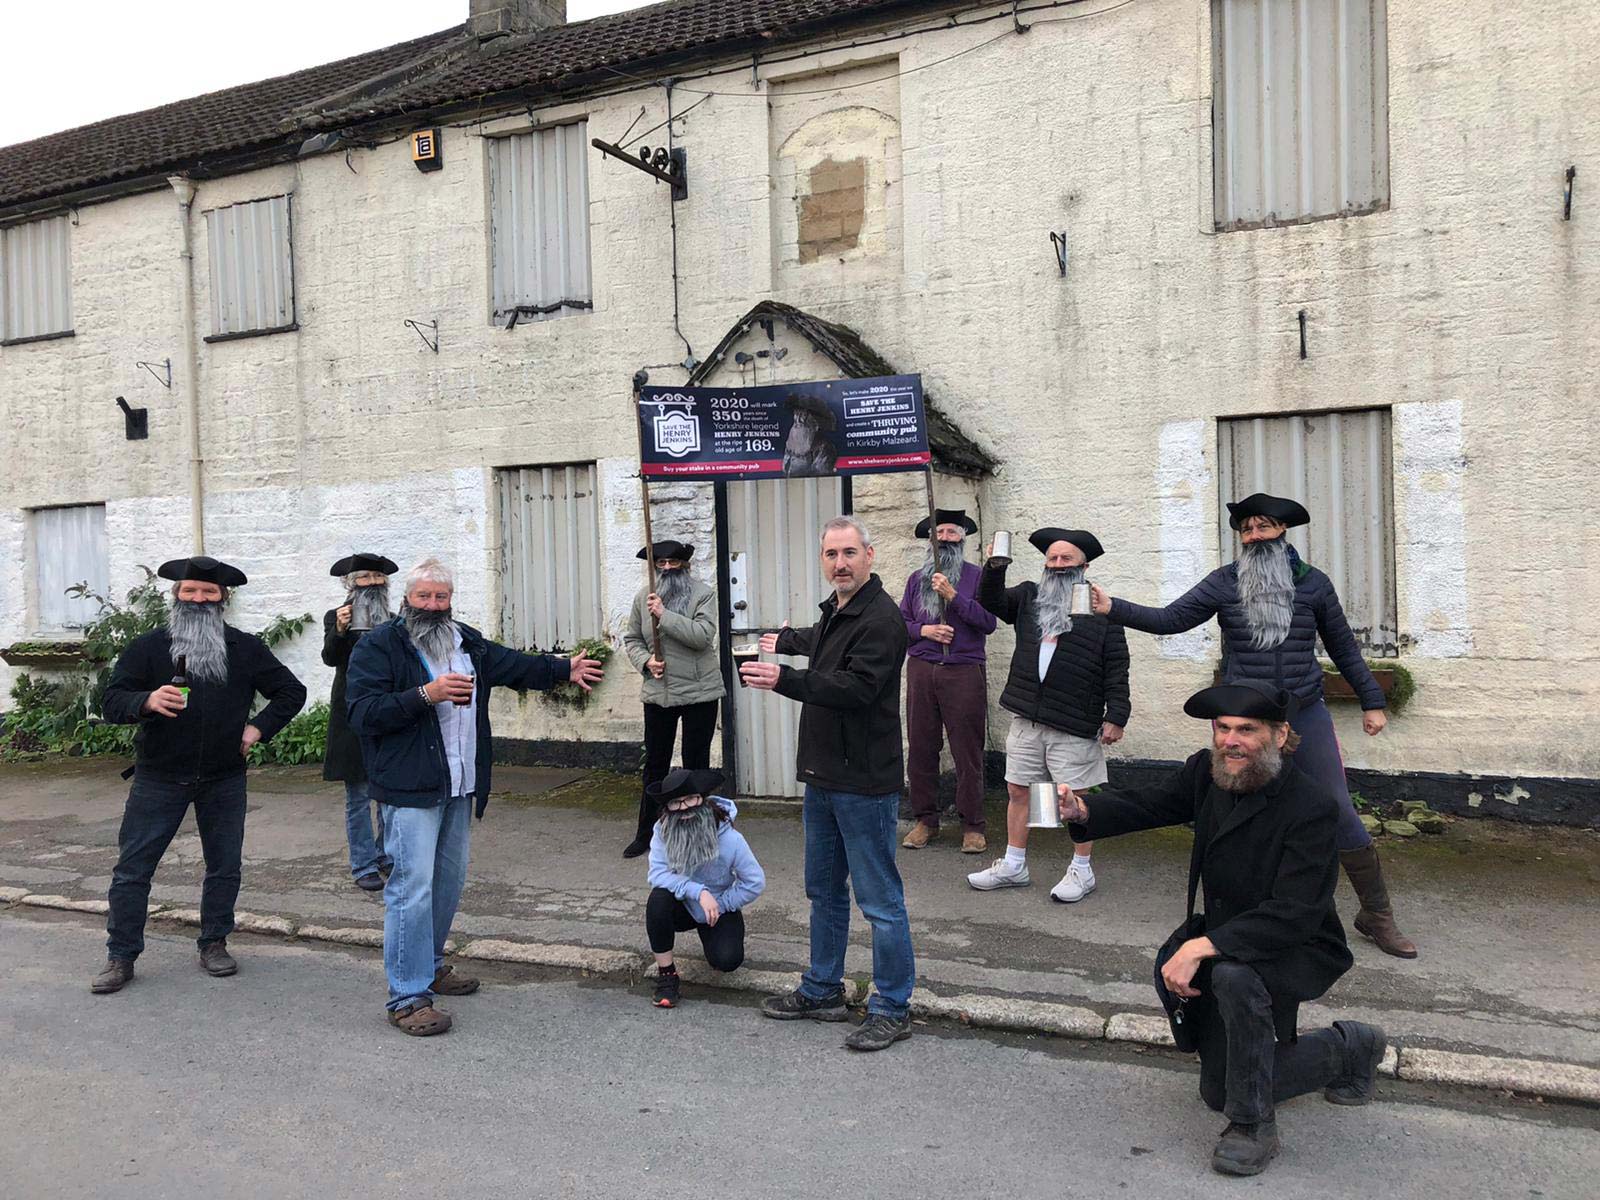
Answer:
[{"left": 1153, "top": 826, "right": 1208, "bottom": 1052}]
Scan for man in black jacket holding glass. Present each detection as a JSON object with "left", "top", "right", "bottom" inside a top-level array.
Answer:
[
  {"left": 91, "top": 556, "right": 307, "bottom": 994},
  {"left": 1057, "top": 680, "right": 1385, "bottom": 1177}
]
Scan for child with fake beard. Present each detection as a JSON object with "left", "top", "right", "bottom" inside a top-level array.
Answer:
[{"left": 644, "top": 767, "right": 766, "bottom": 1008}]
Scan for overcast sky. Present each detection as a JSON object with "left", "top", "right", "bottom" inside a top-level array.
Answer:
[{"left": 0, "top": 1, "right": 650, "bottom": 148}]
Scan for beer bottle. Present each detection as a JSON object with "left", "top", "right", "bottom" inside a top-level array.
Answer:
[{"left": 171, "top": 654, "right": 190, "bottom": 710}]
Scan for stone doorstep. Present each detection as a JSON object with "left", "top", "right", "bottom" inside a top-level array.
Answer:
[{"left": 3, "top": 894, "right": 1592, "bottom": 1104}]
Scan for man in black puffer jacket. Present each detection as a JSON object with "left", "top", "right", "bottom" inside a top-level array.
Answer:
[
  {"left": 967, "top": 528, "right": 1130, "bottom": 905},
  {"left": 1090, "top": 493, "right": 1416, "bottom": 958}
]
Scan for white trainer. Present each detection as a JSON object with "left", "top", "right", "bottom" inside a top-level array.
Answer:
[
  {"left": 967, "top": 858, "right": 1031, "bottom": 890},
  {"left": 1050, "top": 862, "right": 1097, "bottom": 903}
]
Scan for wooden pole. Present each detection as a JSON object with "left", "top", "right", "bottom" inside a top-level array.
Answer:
[
  {"left": 633, "top": 385, "right": 665, "bottom": 673},
  {"left": 923, "top": 467, "right": 948, "bottom": 657}
]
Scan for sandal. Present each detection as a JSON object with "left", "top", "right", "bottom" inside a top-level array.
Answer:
[
  {"left": 387, "top": 1003, "right": 453, "bottom": 1036},
  {"left": 431, "top": 964, "right": 480, "bottom": 996}
]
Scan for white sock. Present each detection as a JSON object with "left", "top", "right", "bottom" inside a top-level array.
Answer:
[
  {"left": 1073, "top": 853, "right": 1093, "bottom": 872},
  {"left": 1004, "top": 845, "right": 1027, "bottom": 867}
]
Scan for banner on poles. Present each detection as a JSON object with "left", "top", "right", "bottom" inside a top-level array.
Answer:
[{"left": 638, "top": 375, "right": 930, "bottom": 481}]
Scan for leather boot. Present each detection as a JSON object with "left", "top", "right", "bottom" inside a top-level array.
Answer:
[
  {"left": 623, "top": 793, "right": 653, "bottom": 859},
  {"left": 90, "top": 958, "right": 135, "bottom": 994},
  {"left": 1340, "top": 846, "right": 1418, "bottom": 959},
  {"left": 1211, "top": 1120, "right": 1280, "bottom": 1176}
]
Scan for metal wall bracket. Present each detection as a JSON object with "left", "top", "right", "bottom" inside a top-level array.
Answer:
[
  {"left": 591, "top": 136, "right": 688, "bottom": 202},
  {"left": 135, "top": 357, "right": 172, "bottom": 388},
  {"left": 1564, "top": 165, "right": 1577, "bottom": 221},
  {"left": 404, "top": 318, "right": 439, "bottom": 352},
  {"left": 1050, "top": 231, "right": 1068, "bottom": 276},
  {"left": 1298, "top": 309, "right": 1309, "bottom": 359}
]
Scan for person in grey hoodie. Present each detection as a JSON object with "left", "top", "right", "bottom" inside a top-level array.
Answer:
[
  {"left": 645, "top": 768, "right": 766, "bottom": 1008},
  {"left": 622, "top": 541, "right": 725, "bottom": 859}
]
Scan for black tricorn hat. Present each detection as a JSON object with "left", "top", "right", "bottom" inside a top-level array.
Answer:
[
  {"left": 1226, "top": 493, "right": 1311, "bottom": 531},
  {"left": 157, "top": 555, "right": 247, "bottom": 587},
  {"left": 787, "top": 392, "right": 837, "bottom": 430},
  {"left": 1183, "top": 680, "right": 1298, "bottom": 724},
  {"left": 330, "top": 553, "right": 399, "bottom": 577},
  {"left": 1028, "top": 527, "right": 1105, "bottom": 562},
  {"left": 637, "top": 541, "right": 695, "bottom": 562},
  {"left": 645, "top": 767, "right": 727, "bottom": 817},
  {"left": 915, "top": 509, "right": 978, "bottom": 539}
]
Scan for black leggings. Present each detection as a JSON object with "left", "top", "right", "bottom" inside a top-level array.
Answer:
[
  {"left": 645, "top": 887, "right": 746, "bottom": 972},
  {"left": 637, "top": 699, "right": 719, "bottom": 840}
]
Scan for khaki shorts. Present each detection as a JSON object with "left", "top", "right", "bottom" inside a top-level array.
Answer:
[{"left": 1004, "top": 715, "right": 1108, "bottom": 791}]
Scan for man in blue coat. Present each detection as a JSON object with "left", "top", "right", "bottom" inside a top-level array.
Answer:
[
  {"left": 1090, "top": 493, "right": 1416, "bottom": 958},
  {"left": 345, "top": 557, "right": 604, "bottom": 1036}
]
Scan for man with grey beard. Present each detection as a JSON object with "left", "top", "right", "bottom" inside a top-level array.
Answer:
[
  {"left": 622, "top": 540, "right": 724, "bottom": 859},
  {"left": 897, "top": 510, "right": 996, "bottom": 852},
  {"left": 969, "top": 528, "right": 1129, "bottom": 902},
  {"left": 1058, "top": 681, "right": 1383, "bottom": 1178},
  {"left": 1091, "top": 493, "right": 1416, "bottom": 958},
  {"left": 321, "top": 553, "right": 398, "bottom": 891},
  {"left": 91, "top": 556, "right": 307, "bottom": 994}
]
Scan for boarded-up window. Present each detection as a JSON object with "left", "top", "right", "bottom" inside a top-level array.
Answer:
[
  {"left": 31, "top": 504, "right": 107, "bottom": 632},
  {"left": 497, "top": 464, "right": 603, "bottom": 650},
  {"left": 1211, "top": 0, "right": 1389, "bottom": 230},
  {"left": 488, "top": 123, "right": 592, "bottom": 324},
  {"left": 203, "top": 195, "right": 296, "bottom": 339},
  {"left": 1217, "top": 409, "right": 1396, "bottom": 655},
  {"left": 1, "top": 214, "right": 73, "bottom": 343}
]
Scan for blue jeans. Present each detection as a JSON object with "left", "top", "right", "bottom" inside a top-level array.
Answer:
[
  {"left": 1289, "top": 700, "right": 1372, "bottom": 852},
  {"left": 381, "top": 795, "right": 471, "bottom": 1011},
  {"left": 344, "top": 780, "right": 390, "bottom": 878},
  {"left": 799, "top": 786, "right": 915, "bottom": 1019}
]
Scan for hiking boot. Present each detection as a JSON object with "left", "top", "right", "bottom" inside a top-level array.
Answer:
[
  {"left": 388, "top": 1003, "right": 453, "bottom": 1036},
  {"left": 967, "top": 857, "right": 1030, "bottom": 890},
  {"left": 1325, "top": 1021, "right": 1387, "bottom": 1105},
  {"left": 844, "top": 1013, "right": 913, "bottom": 1052},
  {"left": 901, "top": 822, "right": 935, "bottom": 850},
  {"left": 761, "top": 987, "right": 849, "bottom": 1022},
  {"left": 354, "top": 872, "right": 385, "bottom": 892},
  {"left": 198, "top": 941, "right": 237, "bottom": 977},
  {"left": 653, "top": 970, "right": 681, "bottom": 1009},
  {"left": 1210, "top": 1120, "right": 1280, "bottom": 1176},
  {"left": 1050, "top": 861, "right": 1097, "bottom": 903},
  {"left": 431, "top": 964, "right": 480, "bottom": 996},
  {"left": 90, "top": 958, "right": 135, "bottom": 994},
  {"left": 961, "top": 832, "right": 987, "bottom": 854}
]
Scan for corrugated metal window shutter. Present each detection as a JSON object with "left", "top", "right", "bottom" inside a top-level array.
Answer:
[
  {"left": 1, "top": 214, "right": 73, "bottom": 342},
  {"left": 497, "top": 464, "right": 603, "bottom": 649},
  {"left": 488, "top": 122, "right": 593, "bottom": 323},
  {"left": 203, "top": 195, "right": 296, "bottom": 338},
  {"left": 1218, "top": 409, "right": 1397, "bottom": 656},
  {"left": 32, "top": 504, "right": 107, "bottom": 632},
  {"left": 1212, "top": 0, "right": 1390, "bottom": 230}
]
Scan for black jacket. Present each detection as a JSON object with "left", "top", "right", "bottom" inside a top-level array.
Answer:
[
  {"left": 1107, "top": 560, "right": 1385, "bottom": 709},
  {"left": 320, "top": 609, "right": 365, "bottom": 782},
  {"left": 773, "top": 574, "right": 907, "bottom": 796},
  {"left": 344, "top": 617, "right": 570, "bottom": 817},
  {"left": 101, "top": 627, "right": 307, "bottom": 784},
  {"left": 1072, "top": 750, "right": 1353, "bottom": 1041},
  {"left": 979, "top": 565, "right": 1131, "bottom": 738}
]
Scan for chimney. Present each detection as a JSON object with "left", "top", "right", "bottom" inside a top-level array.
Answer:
[{"left": 469, "top": 0, "right": 565, "bottom": 37}]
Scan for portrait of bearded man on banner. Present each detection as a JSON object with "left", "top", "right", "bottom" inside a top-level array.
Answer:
[{"left": 782, "top": 393, "right": 839, "bottom": 478}]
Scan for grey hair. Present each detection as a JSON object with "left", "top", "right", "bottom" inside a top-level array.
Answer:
[
  {"left": 405, "top": 557, "right": 454, "bottom": 593},
  {"left": 819, "top": 515, "right": 872, "bottom": 549}
]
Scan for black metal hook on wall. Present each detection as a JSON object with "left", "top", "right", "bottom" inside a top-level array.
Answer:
[
  {"left": 135, "top": 357, "right": 172, "bottom": 388},
  {"left": 404, "top": 319, "right": 439, "bottom": 353},
  {"left": 1564, "top": 166, "right": 1577, "bottom": 221},
  {"left": 1298, "top": 309, "right": 1308, "bottom": 360},
  {"left": 1050, "top": 231, "right": 1068, "bottom": 276}
]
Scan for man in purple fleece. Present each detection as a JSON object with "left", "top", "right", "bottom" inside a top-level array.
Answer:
[{"left": 644, "top": 767, "right": 766, "bottom": 1008}]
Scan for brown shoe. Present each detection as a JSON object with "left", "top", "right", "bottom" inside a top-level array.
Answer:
[
  {"left": 198, "top": 941, "right": 238, "bottom": 977},
  {"left": 91, "top": 958, "right": 135, "bottom": 994},
  {"left": 901, "top": 822, "right": 935, "bottom": 849},
  {"left": 961, "top": 832, "right": 987, "bottom": 854},
  {"left": 1340, "top": 846, "right": 1419, "bottom": 959},
  {"left": 431, "top": 964, "right": 481, "bottom": 996},
  {"left": 388, "top": 1003, "right": 453, "bottom": 1036}
]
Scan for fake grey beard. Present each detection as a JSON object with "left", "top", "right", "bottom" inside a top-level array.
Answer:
[
  {"left": 917, "top": 540, "right": 966, "bottom": 618},
  {"left": 1210, "top": 739, "right": 1284, "bottom": 794},
  {"left": 659, "top": 802, "right": 722, "bottom": 876},
  {"left": 400, "top": 601, "right": 458, "bottom": 669},
  {"left": 349, "top": 582, "right": 391, "bottom": 631},
  {"left": 655, "top": 566, "right": 694, "bottom": 616},
  {"left": 168, "top": 600, "right": 229, "bottom": 685},
  {"left": 1034, "top": 566, "right": 1084, "bottom": 640},
  {"left": 1237, "top": 537, "right": 1295, "bottom": 651}
]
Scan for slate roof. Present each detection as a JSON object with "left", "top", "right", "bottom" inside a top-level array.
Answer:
[
  {"left": 0, "top": 0, "right": 932, "bottom": 213},
  {"left": 691, "top": 301, "right": 996, "bottom": 478}
]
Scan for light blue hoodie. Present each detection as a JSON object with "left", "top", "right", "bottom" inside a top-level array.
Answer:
[{"left": 646, "top": 797, "right": 765, "bottom": 924}]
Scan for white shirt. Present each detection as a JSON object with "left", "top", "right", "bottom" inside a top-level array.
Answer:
[
  {"left": 425, "top": 626, "right": 477, "bottom": 799},
  {"left": 1038, "top": 637, "right": 1057, "bottom": 682}
]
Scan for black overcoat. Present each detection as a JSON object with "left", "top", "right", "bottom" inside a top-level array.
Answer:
[
  {"left": 1072, "top": 749, "right": 1353, "bottom": 1041},
  {"left": 320, "top": 608, "right": 365, "bottom": 782}
]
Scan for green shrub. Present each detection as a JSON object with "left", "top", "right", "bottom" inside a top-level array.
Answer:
[
  {"left": 541, "top": 636, "right": 614, "bottom": 708},
  {"left": 248, "top": 702, "right": 329, "bottom": 766}
]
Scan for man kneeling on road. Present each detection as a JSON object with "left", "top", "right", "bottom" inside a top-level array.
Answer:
[
  {"left": 1056, "top": 681, "right": 1385, "bottom": 1177},
  {"left": 346, "top": 557, "right": 604, "bottom": 1036}
]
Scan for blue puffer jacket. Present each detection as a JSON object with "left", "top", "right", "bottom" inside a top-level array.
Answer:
[{"left": 1107, "top": 553, "right": 1385, "bottom": 710}]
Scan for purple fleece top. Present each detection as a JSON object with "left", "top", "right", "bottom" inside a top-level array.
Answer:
[{"left": 899, "top": 563, "right": 997, "bottom": 665}]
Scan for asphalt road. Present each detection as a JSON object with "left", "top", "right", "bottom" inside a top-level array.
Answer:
[{"left": 2, "top": 912, "right": 1594, "bottom": 1200}]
